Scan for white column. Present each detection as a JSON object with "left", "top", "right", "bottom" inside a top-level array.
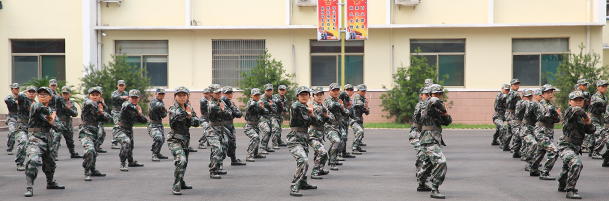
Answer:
[
  {"left": 487, "top": 0, "right": 493, "bottom": 23},
  {"left": 185, "top": 0, "right": 191, "bottom": 26},
  {"left": 82, "top": 0, "right": 97, "bottom": 75}
]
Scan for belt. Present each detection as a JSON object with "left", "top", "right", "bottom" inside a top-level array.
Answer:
[
  {"left": 81, "top": 121, "right": 97, "bottom": 126},
  {"left": 112, "top": 108, "right": 120, "bottom": 111},
  {"left": 150, "top": 120, "right": 162, "bottom": 124},
  {"left": 563, "top": 136, "right": 583, "bottom": 146},
  {"left": 515, "top": 120, "right": 522, "bottom": 124},
  {"left": 28, "top": 127, "right": 51, "bottom": 133},
  {"left": 412, "top": 123, "right": 421, "bottom": 128},
  {"left": 119, "top": 122, "right": 132, "bottom": 129},
  {"left": 246, "top": 121, "right": 259, "bottom": 125},
  {"left": 422, "top": 126, "right": 442, "bottom": 132},
  {"left": 536, "top": 122, "right": 553, "bottom": 128},
  {"left": 310, "top": 126, "right": 324, "bottom": 131},
  {"left": 9, "top": 112, "right": 17, "bottom": 115},
  {"left": 171, "top": 129, "right": 188, "bottom": 135},
  {"left": 223, "top": 120, "right": 234, "bottom": 125},
  {"left": 494, "top": 111, "right": 505, "bottom": 116},
  {"left": 200, "top": 114, "right": 209, "bottom": 118},
  {"left": 523, "top": 120, "right": 536, "bottom": 126},
  {"left": 506, "top": 109, "right": 515, "bottom": 113},
  {"left": 330, "top": 120, "right": 341, "bottom": 125},
  {"left": 58, "top": 117, "right": 71, "bottom": 122},
  {"left": 209, "top": 121, "right": 223, "bottom": 126},
  {"left": 18, "top": 118, "right": 28, "bottom": 123},
  {"left": 591, "top": 114, "right": 602, "bottom": 119},
  {"left": 291, "top": 127, "right": 307, "bottom": 132}
]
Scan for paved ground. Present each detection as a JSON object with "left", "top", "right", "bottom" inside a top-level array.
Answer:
[{"left": 0, "top": 128, "right": 608, "bottom": 200}]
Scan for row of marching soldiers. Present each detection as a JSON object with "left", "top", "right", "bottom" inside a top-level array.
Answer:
[{"left": 492, "top": 78, "right": 609, "bottom": 199}]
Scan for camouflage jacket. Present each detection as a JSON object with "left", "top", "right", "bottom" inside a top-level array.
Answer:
[
  {"left": 111, "top": 90, "right": 128, "bottom": 110},
  {"left": 514, "top": 99, "right": 527, "bottom": 121},
  {"left": 4, "top": 93, "right": 18, "bottom": 120},
  {"left": 575, "top": 89, "right": 591, "bottom": 111},
  {"left": 420, "top": 97, "right": 452, "bottom": 145},
  {"left": 244, "top": 99, "right": 268, "bottom": 122},
  {"left": 199, "top": 97, "right": 209, "bottom": 122},
  {"left": 338, "top": 91, "right": 352, "bottom": 121},
  {"left": 605, "top": 104, "right": 609, "bottom": 125},
  {"left": 350, "top": 93, "right": 369, "bottom": 124},
  {"left": 492, "top": 92, "right": 507, "bottom": 119},
  {"left": 588, "top": 92, "right": 606, "bottom": 117},
  {"left": 272, "top": 94, "right": 288, "bottom": 115},
  {"left": 522, "top": 101, "right": 539, "bottom": 124},
  {"left": 168, "top": 102, "right": 200, "bottom": 135},
  {"left": 54, "top": 96, "right": 78, "bottom": 120},
  {"left": 118, "top": 101, "right": 147, "bottom": 126},
  {"left": 221, "top": 96, "right": 243, "bottom": 122},
  {"left": 505, "top": 89, "right": 521, "bottom": 110},
  {"left": 561, "top": 106, "right": 595, "bottom": 149},
  {"left": 310, "top": 101, "right": 329, "bottom": 128},
  {"left": 537, "top": 99, "right": 561, "bottom": 125},
  {"left": 208, "top": 98, "right": 231, "bottom": 124},
  {"left": 28, "top": 102, "right": 57, "bottom": 132},
  {"left": 48, "top": 88, "right": 60, "bottom": 110},
  {"left": 260, "top": 94, "right": 277, "bottom": 120},
  {"left": 412, "top": 100, "right": 425, "bottom": 126},
  {"left": 17, "top": 92, "right": 34, "bottom": 122},
  {"left": 323, "top": 96, "right": 349, "bottom": 125},
  {"left": 290, "top": 101, "right": 318, "bottom": 128},
  {"left": 148, "top": 98, "right": 167, "bottom": 121},
  {"left": 81, "top": 99, "right": 111, "bottom": 124}
]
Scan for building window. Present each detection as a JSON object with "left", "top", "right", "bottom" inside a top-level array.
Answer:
[
  {"left": 115, "top": 40, "right": 169, "bottom": 86},
  {"left": 410, "top": 39, "right": 465, "bottom": 87},
  {"left": 310, "top": 40, "right": 364, "bottom": 86},
  {"left": 212, "top": 40, "right": 266, "bottom": 87},
  {"left": 11, "top": 39, "right": 66, "bottom": 84},
  {"left": 512, "top": 38, "right": 568, "bottom": 86}
]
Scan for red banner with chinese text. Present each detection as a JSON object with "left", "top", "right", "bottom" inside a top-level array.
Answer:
[
  {"left": 317, "top": 0, "right": 340, "bottom": 41},
  {"left": 346, "top": 0, "right": 367, "bottom": 40}
]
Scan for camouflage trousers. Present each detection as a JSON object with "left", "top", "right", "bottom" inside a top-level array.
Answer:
[
  {"left": 243, "top": 124, "right": 260, "bottom": 157},
  {"left": 111, "top": 111, "right": 120, "bottom": 145},
  {"left": 418, "top": 143, "right": 447, "bottom": 188},
  {"left": 271, "top": 116, "right": 283, "bottom": 147},
  {"left": 148, "top": 123, "right": 165, "bottom": 155},
  {"left": 324, "top": 125, "right": 342, "bottom": 164},
  {"left": 224, "top": 124, "right": 237, "bottom": 160},
  {"left": 166, "top": 133, "right": 190, "bottom": 190},
  {"left": 97, "top": 123, "right": 106, "bottom": 150},
  {"left": 532, "top": 126, "right": 557, "bottom": 173},
  {"left": 492, "top": 117, "right": 507, "bottom": 144},
  {"left": 502, "top": 118, "right": 517, "bottom": 149},
  {"left": 52, "top": 120, "right": 76, "bottom": 157},
  {"left": 409, "top": 126, "right": 421, "bottom": 146},
  {"left": 15, "top": 123, "right": 29, "bottom": 166},
  {"left": 114, "top": 127, "right": 135, "bottom": 163},
  {"left": 308, "top": 129, "right": 328, "bottom": 175},
  {"left": 339, "top": 120, "right": 349, "bottom": 154},
  {"left": 509, "top": 123, "right": 523, "bottom": 154},
  {"left": 287, "top": 130, "right": 309, "bottom": 189},
  {"left": 25, "top": 133, "right": 56, "bottom": 187},
  {"left": 79, "top": 125, "right": 99, "bottom": 172},
  {"left": 557, "top": 144, "right": 583, "bottom": 191},
  {"left": 6, "top": 119, "right": 17, "bottom": 151},
  {"left": 207, "top": 125, "right": 225, "bottom": 173},
  {"left": 415, "top": 145, "right": 430, "bottom": 184},
  {"left": 198, "top": 120, "right": 209, "bottom": 146},
  {"left": 521, "top": 125, "right": 539, "bottom": 165},
  {"left": 351, "top": 121, "right": 364, "bottom": 151},
  {"left": 589, "top": 117, "right": 606, "bottom": 154},
  {"left": 258, "top": 118, "right": 272, "bottom": 150}
]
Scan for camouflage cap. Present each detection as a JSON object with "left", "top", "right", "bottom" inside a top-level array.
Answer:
[
  {"left": 278, "top": 85, "right": 287, "bottom": 90},
  {"left": 88, "top": 86, "right": 102, "bottom": 94},
  {"left": 522, "top": 89, "right": 533, "bottom": 97},
  {"left": 597, "top": 80, "right": 608, "bottom": 86},
  {"left": 26, "top": 85, "right": 37, "bottom": 92},
  {"left": 344, "top": 84, "right": 354, "bottom": 90},
  {"left": 251, "top": 88, "right": 262, "bottom": 95},
  {"left": 222, "top": 86, "right": 233, "bottom": 93},
  {"left": 534, "top": 89, "right": 542, "bottom": 96},
  {"left": 577, "top": 79, "right": 589, "bottom": 85},
  {"left": 209, "top": 84, "right": 221, "bottom": 93},
  {"left": 61, "top": 86, "right": 71, "bottom": 93},
  {"left": 312, "top": 86, "right": 324, "bottom": 95},
  {"left": 98, "top": 86, "right": 103, "bottom": 93},
  {"left": 129, "top": 89, "right": 141, "bottom": 97},
  {"left": 424, "top": 79, "right": 433, "bottom": 87},
  {"left": 10, "top": 83, "right": 20, "bottom": 89},
  {"left": 569, "top": 91, "right": 585, "bottom": 100},
  {"left": 156, "top": 87, "right": 165, "bottom": 94},
  {"left": 117, "top": 80, "right": 126, "bottom": 85},
  {"left": 420, "top": 87, "right": 430, "bottom": 94},
  {"left": 175, "top": 86, "right": 190, "bottom": 95},
  {"left": 574, "top": 84, "right": 579, "bottom": 90},
  {"left": 430, "top": 84, "right": 444, "bottom": 94},
  {"left": 264, "top": 83, "right": 273, "bottom": 91},
  {"left": 49, "top": 79, "right": 58, "bottom": 86},
  {"left": 203, "top": 87, "right": 211, "bottom": 94},
  {"left": 37, "top": 86, "right": 53, "bottom": 94},
  {"left": 357, "top": 84, "right": 367, "bottom": 91},
  {"left": 541, "top": 84, "right": 555, "bottom": 92},
  {"left": 502, "top": 83, "right": 510, "bottom": 90},
  {"left": 296, "top": 86, "right": 310, "bottom": 97},
  {"left": 510, "top": 79, "right": 520, "bottom": 85},
  {"left": 329, "top": 83, "right": 340, "bottom": 90}
]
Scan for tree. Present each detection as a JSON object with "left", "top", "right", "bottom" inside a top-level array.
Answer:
[
  {"left": 236, "top": 50, "right": 298, "bottom": 108},
  {"left": 23, "top": 76, "right": 84, "bottom": 106},
  {"left": 380, "top": 48, "right": 449, "bottom": 123},
  {"left": 80, "top": 54, "right": 152, "bottom": 114},
  {"left": 548, "top": 44, "right": 609, "bottom": 110}
]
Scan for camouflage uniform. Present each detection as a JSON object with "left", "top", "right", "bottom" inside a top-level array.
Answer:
[
  {"left": 557, "top": 91, "right": 595, "bottom": 198},
  {"left": 522, "top": 90, "right": 540, "bottom": 169},
  {"left": 111, "top": 80, "right": 128, "bottom": 147},
  {"left": 259, "top": 84, "right": 277, "bottom": 152},
  {"left": 96, "top": 94, "right": 109, "bottom": 151},
  {"left": 207, "top": 84, "right": 230, "bottom": 176},
  {"left": 309, "top": 87, "right": 329, "bottom": 177},
  {"left": 492, "top": 84, "right": 509, "bottom": 145},
  {"left": 272, "top": 85, "right": 288, "bottom": 148},
  {"left": 166, "top": 86, "right": 200, "bottom": 194},
  {"left": 148, "top": 88, "right": 167, "bottom": 159},
  {"left": 338, "top": 86, "right": 352, "bottom": 157},
  {"left": 198, "top": 88, "right": 211, "bottom": 148},
  {"left": 350, "top": 84, "right": 369, "bottom": 153},
  {"left": 4, "top": 83, "right": 19, "bottom": 154},
  {"left": 603, "top": 103, "right": 609, "bottom": 166},
  {"left": 509, "top": 97, "right": 527, "bottom": 157},
  {"left": 504, "top": 79, "right": 522, "bottom": 150},
  {"left": 531, "top": 85, "right": 560, "bottom": 178},
  {"left": 587, "top": 81, "right": 607, "bottom": 158},
  {"left": 323, "top": 83, "right": 348, "bottom": 168},
  {"left": 575, "top": 80, "right": 592, "bottom": 152},
  {"left": 114, "top": 90, "right": 148, "bottom": 168},
  {"left": 288, "top": 86, "right": 318, "bottom": 196},
  {"left": 51, "top": 87, "right": 78, "bottom": 158},
  {"left": 244, "top": 88, "right": 268, "bottom": 160},
  {"left": 410, "top": 87, "right": 430, "bottom": 188},
  {"left": 16, "top": 86, "right": 37, "bottom": 169},
  {"left": 79, "top": 88, "right": 112, "bottom": 180},
  {"left": 418, "top": 84, "right": 452, "bottom": 197},
  {"left": 221, "top": 86, "right": 244, "bottom": 164}
]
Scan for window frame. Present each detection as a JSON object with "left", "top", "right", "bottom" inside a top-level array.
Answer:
[
  {"left": 511, "top": 38, "right": 569, "bottom": 87},
  {"left": 309, "top": 40, "right": 365, "bottom": 87},
  {"left": 211, "top": 39, "right": 266, "bottom": 87},
  {"left": 114, "top": 40, "right": 169, "bottom": 87},
  {"left": 409, "top": 38, "right": 466, "bottom": 88},
  {"left": 10, "top": 39, "right": 66, "bottom": 83}
]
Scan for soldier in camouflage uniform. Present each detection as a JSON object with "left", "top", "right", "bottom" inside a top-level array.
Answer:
[
  {"left": 221, "top": 86, "right": 246, "bottom": 166},
  {"left": 149, "top": 87, "right": 169, "bottom": 161},
  {"left": 259, "top": 83, "right": 277, "bottom": 154},
  {"left": 492, "top": 84, "right": 509, "bottom": 146},
  {"left": 110, "top": 80, "right": 128, "bottom": 149},
  {"left": 338, "top": 84, "right": 356, "bottom": 160},
  {"left": 288, "top": 86, "right": 318, "bottom": 196},
  {"left": 556, "top": 91, "right": 595, "bottom": 199},
  {"left": 47, "top": 79, "right": 60, "bottom": 160},
  {"left": 4, "top": 83, "right": 20, "bottom": 155},
  {"left": 530, "top": 84, "right": 560, "bottom": 180},
  {"left": 351, "top": 84, "right": 370, "bottom": 155},
  {"left": 79, "top": 87, "right": 111, "bottom": 181},
  {"left": 51, "top": 86, "right": 81, "bottom": 159},
  {"left": 587, "top": 80, "right": 607, "bottom": 159},
  {"left": 418, "top": 84, "right": 451, "bottom": 199},
  {"left": 510, "top": 89, "right": 527, "bottom": 158},
  {"left": 23, "top": 87, "right": 65, "bottom": 197},
  {"left": 309, "top": 87, "right": 330, "bottom": 179},
  {"left": 520, "top": 89, "right": 539, "bottom": 170},
  {"left": 114, "top": 89, "right": 147, "bottom": 171},
  {"left": 15, "top": 85, "right": 37, "bottom": 171},
  {"left": 410, "top": 87, "right": 433, "bottom": 192},
  {"left": 243, "top": 88, "right": 268, "bottom": 162},
  {"left": 207, "top": 84, "right": 229, "bottom": 179},
  {"left": 167, "top": 86, "right": 199, "bottom": 195},
  {"left": 504, "top": 79, "right": 522, "bottom": 151},
  {"left": 576, "top": 79, "right": 592, "bottom": 111},
  {"left": 96, "top": 87, "right": 108, "bottom": 153},
  {"left": 602, "top": 99, "right": 609, "bottom": 167},
  {"left": 324, "top": 83, "right": 349, "bottom": 170},
  {"left": 271, "top": 85, "right": 289, "bottom": 148},
  {"left": 198, "top": 88, "right": 211, "bottom": 149}
]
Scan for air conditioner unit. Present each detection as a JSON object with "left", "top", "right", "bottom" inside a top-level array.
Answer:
[
  {"left": 296, "top": 0, "right": 316, "bottom": 7},
  {"left": 395, "top": 0, "right": 420, "bottom": 6},
  {"left": 101, "top": 0, "right": 123, "bottom": 7}
]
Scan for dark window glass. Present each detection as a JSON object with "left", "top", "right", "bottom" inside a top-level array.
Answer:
[
  {"left": 145, "top": 56, "right": 168, "bottom": 86},
  {"left": 513, "top": 55, "right": 540, "bottom": 86},
  {"left": 338, "top": 55, "right": 364, "bottom": 85},
  {"left": 12, "top": 56, "right": 38, "bottom": 84},
  {"left": 310, "top": 40, "right": 364, "bottom": 53},
  {"left": 12, "top": 40, "right": 65, "bottom": 53},
  {"left": 410, "top": 39, "right": 465, "bottom": 53},
  {"left": 41, "top": 55, "right": 66, "bottom": 81},
  {"left": 438, "top": 55, "right": 465, "bottom": 86},
  {"left": 541, "top": 54, "right": 563, "bottom": 85},
  {"left": 311, "top": 56, "right": 337, "bottom": 86}
]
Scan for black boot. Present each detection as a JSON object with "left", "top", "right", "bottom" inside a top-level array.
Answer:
[
  {"left": 417, "top": 183, "right": 432, "bottom": 191},
  {"left": 46, "top": 180, "right": 65, "bottom": 189}
]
